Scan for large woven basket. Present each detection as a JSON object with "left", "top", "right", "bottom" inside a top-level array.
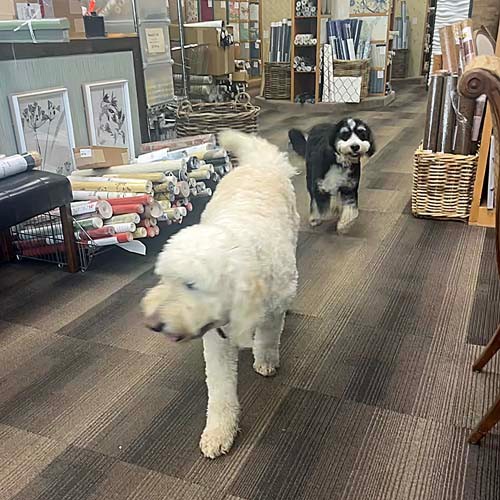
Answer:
[
  {"left": 333, "top": 59, "right": 369, "bottom": 98},
  {"left": 412, "top": 147, "right": 478, "bottom": 220},
  {"left": 176, "top": 93, "right": 260, "bottom": 137},
  {"left": 264, "top": 62, "right": 291, "bottom": 100}
]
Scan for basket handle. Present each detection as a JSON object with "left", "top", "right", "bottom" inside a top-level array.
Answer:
[
  {"left": 235, "top": 92, "right": 253, "bottom": 106},
  {"left": 177, "top": 99, "right": 194, "bottom": 117}
]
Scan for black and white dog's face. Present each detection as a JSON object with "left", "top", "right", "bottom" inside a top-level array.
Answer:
[{"left": 332, "top": 118, "right": 375, "bottom": 161}]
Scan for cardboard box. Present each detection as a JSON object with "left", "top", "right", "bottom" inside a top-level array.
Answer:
[
  {"left": 184, "top": 26, "right": 235, "bottom": 76},
  {"left": 0, "top": 0, "right": 15, "bottom": 19},
  {"left": 74, "top": 146, "right": 129, "bottom": 169},
  {"left": 52, "top": 0, "right": 85, "bottom": 38}
]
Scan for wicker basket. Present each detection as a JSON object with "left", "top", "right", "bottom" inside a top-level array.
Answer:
[
  {"left": 264, "top": 62, "right": 291, "bottom": 100},
  {"left": 333, "top": 59, "right": 369, "bottom": 98},
  {"left": 176, "top": 93, "right": 260, "bottom": 137},
  {"left": 412, "top": 147, "right": 478, "bottom": 220}
]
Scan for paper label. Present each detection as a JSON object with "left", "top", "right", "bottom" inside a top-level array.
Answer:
[
  {"left": 377, "top": 70, "right": 384, "bottom": 79},
  {"left": 255, "top": 40, "right": 260, "bottom": 48},
  {"left": 80, "top": 148, "right": 93, "bottom": 158},
  {"left": 145, "top": 28, "right": 166, "bottom": 54},
  {"left": 208, "top": 0, "right": 212, "bottom": 7},
  {"left": 244, "top": 42, "right": 249, "bottom": 48},
  {"left": 220, "top": 1, "right": 226, "bottom": 8}
]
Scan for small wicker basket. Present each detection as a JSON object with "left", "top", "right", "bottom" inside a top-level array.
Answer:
[
  {"left": 412, "top": 146, "right": 478, "bottom": 220},
  {"left": 333, "top": 59, "right": 369, "bottom": 99},
  {"left": 264, "top": 62, "right": 291, "bottom": 100},
  {"left": 176, "top": 93, "right": 260, "bottom": 137}
]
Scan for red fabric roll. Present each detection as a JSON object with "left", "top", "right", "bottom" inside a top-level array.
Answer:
[
  {"left": 112, "top": 203, "right": 145, "bottom": 215},
  {"left": 107, "top": 195, "right": 154, "bottom": 206}
]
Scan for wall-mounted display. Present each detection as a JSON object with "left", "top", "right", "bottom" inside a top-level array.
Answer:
[
  {"left": 9, "top": 87, "right": 75, "bottom": 175},
  {"left": 83, "top": 80, "right": 135, "bottom": 159}
]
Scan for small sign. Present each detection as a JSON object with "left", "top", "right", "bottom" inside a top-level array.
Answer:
[
  {"left": 145, "top": 28, "right": 166, "bottom": 54},
  {"left": 377, "top": 70, "right": 384, "bottom": 79}
]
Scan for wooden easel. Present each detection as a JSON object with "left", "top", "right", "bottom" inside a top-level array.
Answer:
[{"left": 468, "top": 26, "right": 500, "bottom": 228}]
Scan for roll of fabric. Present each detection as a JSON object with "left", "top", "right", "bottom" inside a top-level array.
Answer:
[
  {"left": 461, "top": 19, "right": 475, "bottom": 65},
  {"left": 92, "top": 233, "right": 133, "bottom": 246},
  {"left": 423, "top": 74, "right": 445, "bottom": 151},
  {"left": 451, "top": 22, "right": 465, "bottom": 74},
  {"left": 0, "top": 151, "right": 42, "bottom": 179},
  {"left": 71, "top": 200, "right": 113, "bottom": 219},
  {"left": 105, "top": 213, "right": 141, "bottom": 225},
  {"left": 188, "top": 170, "right": 211, "bottom": 180},
  {"left": 132, "top": 227, "right": 148, "bottom": 239},
  {"left": 454, "top": 95, "right": 475, "bottom": 155},
  {"left": 437, "top": 74, "right": 458, "bottom": 153},
  {"left": 143, "top": 202, "right": 163, "bottom": 218},
  {"left": 76, "top": 217, "right": 104, "bottom": 230},
  {"left": 147, "top": 227, "right": 156, "bottom": 238},
  {"left": 105, "top": 222, "right": 137, "bottom": 233},
  {"left": 70, "top": 179, "right": 153, "bottom": 194},
  {"left": 439, "top": 26, "right": 458, "bottom": 74},
  {"left": 107, "top": 195, "right": 154, "bottom": 206},
  {"left": 72, "top": 191, "right": 142, "bottom": 201},
  {"left": 106, "top": 173, "right": 167, "bottom": 182},
  {"left": 74, "top": 159, "right": 186, "bottom": 177},
  {"left": 77, "top": 226, "right": 116, "bottom": 240},
  {"left": 111, "top": 203, "right": 145, "bottom": 216}
]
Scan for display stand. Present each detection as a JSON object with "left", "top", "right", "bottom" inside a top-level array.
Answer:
[{"left": 468, "top": 25, "right": 500, "bottom": 228}]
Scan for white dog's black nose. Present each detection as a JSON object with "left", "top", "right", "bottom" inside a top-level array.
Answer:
[
  {"left": 351, "top": 144, "right": 360, "bottom": 152},
  {"left": 148, "top": 322, "right": 165, "bottom": 333}
]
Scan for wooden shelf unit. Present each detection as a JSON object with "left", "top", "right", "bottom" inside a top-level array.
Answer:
[{"left": 290, "top": 0, "right": 393, "bottom": 103}]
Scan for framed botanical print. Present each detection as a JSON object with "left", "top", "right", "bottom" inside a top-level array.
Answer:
[
  {"left": 83, "top": 79, "right": 135, "bottom": 159},
  {"left": 10, "top": 87, "right": 76, "bottom": 176}
]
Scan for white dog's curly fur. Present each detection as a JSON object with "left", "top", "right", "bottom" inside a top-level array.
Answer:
[{"left": 142, "top": 130, "right": 299, "bottom": 459}]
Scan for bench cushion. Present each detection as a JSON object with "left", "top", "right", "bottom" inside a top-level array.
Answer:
[{"left": 0, "top": 170, "right": 72, "bottom": 231}]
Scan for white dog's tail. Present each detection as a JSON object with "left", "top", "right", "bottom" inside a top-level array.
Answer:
[{"left": 218, "top": 129, "right": 296, "bottom": 178}]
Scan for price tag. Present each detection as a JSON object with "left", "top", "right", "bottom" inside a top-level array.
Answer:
[{"left": 80, "top": 149, "right": 93, "bottom": 158}]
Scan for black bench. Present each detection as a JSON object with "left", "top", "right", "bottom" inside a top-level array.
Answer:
[{"left": 0, "top": 170, "right": 78, "bottom": 273}]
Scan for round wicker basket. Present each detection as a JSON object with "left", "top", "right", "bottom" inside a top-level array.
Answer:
[{"left": 176, "top": 93, "right": 260, "bottom": 137}]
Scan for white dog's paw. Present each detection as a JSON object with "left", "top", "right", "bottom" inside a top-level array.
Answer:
[
  {"left": 309, "top": 215, "right": 322, "bottom": 227},
  {"left": 337, "top": 205, "right": 359, "bottom": 234},
  {"left": 254, "top": 361, "right": 278, "bottom": 377},
  {"left": 200, "top": 424, "right": 238, "bottom": 459}
]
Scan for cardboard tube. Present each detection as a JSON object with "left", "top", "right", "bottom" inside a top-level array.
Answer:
[
  {"left": 423, "top": 75, "right": 444, "bottom": 151},
  {"left": 440, "top": 26, "right": 458, "bottom": 74}
]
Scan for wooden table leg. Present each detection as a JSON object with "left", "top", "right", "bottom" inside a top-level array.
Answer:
[
  {"left": 469, "top": 394, "right": 500, "bottom": 444},
  {"left": 473, "top": 324, "right": 500, "bottom": 372},
  {"left": 0, "top": 228, "right": 16, "bottom": 262},
  {"left": 60, "top": 204, "right": 79, "bottom": 273}
]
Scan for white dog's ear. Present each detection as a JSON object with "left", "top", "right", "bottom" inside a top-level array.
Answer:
[{"left": 229, "top": 274, "right": 266, "bottom": 343}]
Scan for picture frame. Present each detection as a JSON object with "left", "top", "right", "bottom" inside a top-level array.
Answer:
[
  {"left": 83, "top": 79, "right": 135, "bottom": 159},
  {"left": 10, "top": 87, "right": 76, "bottom": 176}
]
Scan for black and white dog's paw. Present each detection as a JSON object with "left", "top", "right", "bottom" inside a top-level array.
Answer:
[{"left": 337, "top": 206, "right": 359, "bottom": 234}]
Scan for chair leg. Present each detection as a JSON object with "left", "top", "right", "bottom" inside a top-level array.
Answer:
[
  {"left": 469, "top": 394, "right": 500, "bottom": 444},
  {"left": 473, "top": 323, "right": 500, "bottom": 372},
  {"left": 59, "top": 204, "right": 79, "bottom": 273}
]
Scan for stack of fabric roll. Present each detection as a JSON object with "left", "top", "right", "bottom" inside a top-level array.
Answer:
[
  {"left": 423, "top": 19, "right": 478, "bottom": 155},
  {"left": 295, "top": 0, "right": 316, "bottom": 17},
  {"left": 12, "top": 134, "right": 233, "bottom": 261}
]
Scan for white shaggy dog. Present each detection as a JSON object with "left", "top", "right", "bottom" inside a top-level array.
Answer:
[{"left": 142, "top": 130, "right": 299, "bottom": 459}]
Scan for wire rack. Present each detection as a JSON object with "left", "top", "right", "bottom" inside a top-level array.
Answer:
[{"left": 10, "top": 210, "right": 102, "bottom": 272}]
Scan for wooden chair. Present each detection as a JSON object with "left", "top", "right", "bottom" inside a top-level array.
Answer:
[{"left": 460, "top": 55, "right": 500, "bottom": 444}]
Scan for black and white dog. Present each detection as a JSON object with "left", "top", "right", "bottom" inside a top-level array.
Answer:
[{"left": 289, "top": 118, "right": 375, "bottom": 232}]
